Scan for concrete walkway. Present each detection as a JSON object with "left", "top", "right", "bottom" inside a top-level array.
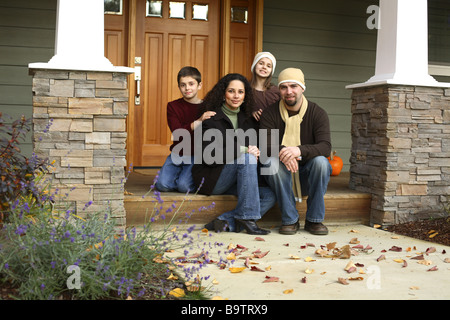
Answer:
[{"left": 169, "top": 224, "right": 450, "bottom": 300}]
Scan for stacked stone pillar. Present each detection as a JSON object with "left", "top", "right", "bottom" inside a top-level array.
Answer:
[
  {"left": 349, "top": 85, "right": 450, "bottom": 226},
  {"left": 30, "top": 69, "right": 130, "bottom": 226}
]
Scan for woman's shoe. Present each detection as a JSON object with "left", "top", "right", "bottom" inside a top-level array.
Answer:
[
  {"left": 235, "top": 219, "right": 270, "bottom": 235},
  {"left": 204, "top": 219, "right": 229, "bottom": 232},
  {"left": 213, "top": 219, "right": 229, "bottom": 233}
]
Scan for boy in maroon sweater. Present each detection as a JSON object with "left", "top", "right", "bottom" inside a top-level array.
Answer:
[{"left": 155, "top": 66, "right": 215, "bottom": 193}]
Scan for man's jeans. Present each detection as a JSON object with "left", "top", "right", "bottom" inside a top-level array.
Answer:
[
  {"left": 262, "top": 156, "right": 331, "bottom": 225},
  {"left": 155, "top": 154, "right": 195, "bottom": 193},
  {"left": 211, "top": 153, "right": 276, "bottom": 231}
]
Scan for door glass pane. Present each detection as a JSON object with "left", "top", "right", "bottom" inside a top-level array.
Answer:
[
  {"left": 147, "top": 1, "right": 163, "bottom": 17},
  {"left": 231, "top": 7, "right": 248, "bottom": 24},
  {"left": 192, "top": 4, "right": 208, "bottom": 21},
  {"left": 105, "top": 0, "right": 122, "bottom": 15},
  {"left": 169, "top": 2, "right": 186, "bottom": 19}
]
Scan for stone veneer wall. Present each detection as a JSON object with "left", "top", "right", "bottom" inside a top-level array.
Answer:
[
  {"left": 30, "top": 69, "right": 129, "bottom": 226},
  {"left": 349, "top": 85, "right": 450, "bottom": 226}
]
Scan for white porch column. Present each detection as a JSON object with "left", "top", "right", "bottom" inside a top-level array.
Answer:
[
  {"left": 348, "top": 0, "right": 448, "bottom": 88},
  {"left": 29, "top": 0, "right": 131, "bottom": 72}
]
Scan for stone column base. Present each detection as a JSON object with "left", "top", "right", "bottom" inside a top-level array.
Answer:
[
  {"left": 30, "top": 69, "right": 130, "bottom": 227},
  {"left": 349, "top": 85, "right": 450, "bottom": 226}
]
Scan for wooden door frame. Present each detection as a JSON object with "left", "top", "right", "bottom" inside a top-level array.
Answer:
[{"left": 125, "top": 0, "right": 264, "bottom": 167}]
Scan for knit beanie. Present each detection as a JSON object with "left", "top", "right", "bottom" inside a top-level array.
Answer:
[
  {"left": 277, "top": 68, "right": 306, "bottom": 90},
  {"left": 251, "top": 52, "right": 276, "bottom": 75}
]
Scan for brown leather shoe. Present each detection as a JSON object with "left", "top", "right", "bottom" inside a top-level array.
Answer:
[
  {"left": 279, "top": 221, "right": 300, "bottom": 235},
  {"left": 304, "top": 220, "right": 328, "bottom": 235}
]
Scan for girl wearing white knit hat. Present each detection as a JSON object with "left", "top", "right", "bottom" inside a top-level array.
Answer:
[{"left": 250, "top": 52, "right": 280, "bottom": 121}]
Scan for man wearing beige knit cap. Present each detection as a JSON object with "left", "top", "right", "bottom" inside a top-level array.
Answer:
[{"left": 260, "top": 68, "right": 332, "bottom": 235}]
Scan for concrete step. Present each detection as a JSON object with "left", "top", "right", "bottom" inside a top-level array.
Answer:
[{"left": 124, "top": 170, "right": 371, "bottom": 228}]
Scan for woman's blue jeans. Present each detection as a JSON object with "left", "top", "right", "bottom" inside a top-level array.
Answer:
[
  {"left": 155, "top": 154, "right": 195, "bottom": 193},
  {"left": 262, "top": 156, "right": 331, "bottom": 225},
  {"left": 211, "top": 153, "right": 276, "bottom": 231}
]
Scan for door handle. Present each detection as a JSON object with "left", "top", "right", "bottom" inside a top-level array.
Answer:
[{"left": 134, "top": 66, "right": 141, "bottom": 105}]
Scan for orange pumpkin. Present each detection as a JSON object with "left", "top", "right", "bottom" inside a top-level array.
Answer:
[{"left": 327, "top": 150, "right": 343, "bottom": 176}]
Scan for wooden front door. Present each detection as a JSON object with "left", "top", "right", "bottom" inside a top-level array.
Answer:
[{"left": 105, "top": 0, "right": 262, "bottom": 167}]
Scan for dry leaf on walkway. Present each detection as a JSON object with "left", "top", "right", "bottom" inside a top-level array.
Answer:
[
  {"left": 263, "top": 276, "right": 279, "bottom": 283},
  {"left": 377, "top": 254, "right": 386, "bottom": 262},
  {"left": 338, "top": 277, "right": 349, "bottom": 285},
  {"left": 255, "top": 237, "right": 265, "bottom": 241},
  {"left": 305, "top": 257, "right": 316, "bottom": 262},
  {"left": 427, "top": 266, "right": 438, "bottom": 271},
  {"left": 283, "top": 289, "right": 294, "bottom": 294},
  {"left": 229, "top": 267, "right": 246, "bottom": 273},
  {"left": 250, "top": 266, "right": 265, "bottom": 272}
]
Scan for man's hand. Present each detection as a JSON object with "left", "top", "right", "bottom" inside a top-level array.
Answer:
[{"left": 279, "top": 147, "right": 301, "bottom": 172}]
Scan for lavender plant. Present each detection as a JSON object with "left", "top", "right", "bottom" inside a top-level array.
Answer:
[{"left": 0, "top": 115, "right": 226, "bottom": 300}]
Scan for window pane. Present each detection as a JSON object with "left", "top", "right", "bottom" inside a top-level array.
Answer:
[
  {"left": 105, "top": 0, "right": 122, "bottom": 15},
  {"left": 147, "top": 1, "right": 163, "bottom": 17},
  {"left": 231, "top": 7, "right": 248, "bottom": 24},
  {"left": 169, "top": 2, "right": 185, "bottom": 19},
  {"left": 192, "top": 4, "right": 208, "bottom": 21}
]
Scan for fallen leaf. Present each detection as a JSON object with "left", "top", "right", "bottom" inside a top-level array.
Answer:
[
  {"left": 255, "top": 237, "right": 265, "bottom": 241},
  {"left": 283, "top": 289, "right": 294, "bottom": 294},
  {"left": 263, "top": 276, "right": 279, "bottom": 283},
  {"left": 254, "top": 251, "right": 269, "bottom": 259},
  {"left": 349, "top": 238, "right": 360, "bottom": 244},
  {"left": 344, "top": 261, "right": 356, "bottom": 271},
  {"left": 305, "top": 243, "right": 315, "bottom": 247},
  {"left": 250, "top": 266, "right": 265, "bottom": 272},
  {"left": 167, "top": 273, "right": 178, "bottom": 280},
  {"left": 391, "top": 236, "right": 399, "bottom": 239},
  {"left": 427, "top": 265, "right": 438, "bottom": 271},
  {"left": 229, "top": 267, "right": 246, "bottom": 273},
  {"left": 417, "top": 260, "right": 432, "bottom": 266},
  {"left": 444, "top": 258, "right": 450, "bottom": 263},
  {"left": 425, "top": 247, "right": 436, "bottom": 254},
  {"left": 389, "top": 246, "right": 402, "bottom": 252},
  {"left": 304, "top": 257, "right": 316, "bottom": 262},
  {"left": 301, "top": 277, "right": 307, "bottom": 283},
  {"left": 402, "top": 260, "right": 408, "bottom": 268},
  {"left": 410, "top": 286, "right": 420, "bottom": 290},
  {"left": 305, "top": 268, "right": 314, "bottom": 274},
  {"left": 227, "top": 252, "right": 236, "bottom": 260},
  {"left": 349, "top": 229, "right": 359, "bottom": 233},
  {"left": 429, "top": 232, "right": 438, "bottom": 239},
  {"left": 265, "top": 265, "right": 272, "bottom": 271},
  {"left": 168, "top": 288, "right": 185, "bottom": 298},
  {"left": 338, "top": 277, "right": 349, "bottom": 285},
  {"left": 347, "top": 267, "right": 357, "bottom": 273},
  {"left": 289, "top": 254, "right": 301, "bottom": 260},
  {"left": 373, "top": 224, "right": 382, "bottom": 229},
  {"left": 377, "top": 254, "right": 386, "bottom": 262},
  {"left": 315, "top": 248, "right": 329, "bottom": 257},
  {"left": 411, "top": 254, "right": 424, "bottom": 260},
  {"left": 326, "top": 242, "right": 337, "bottom": 250},
  {"left": 201, "top": 228, "right": 209, "bottom": 234},
  {"left": 212, "top": 278, "right": 219, "bottom": 285},
  {"left": 393, "top": 259, "right": 404, "bottom": 263},
  {"left": 348, "top": 277, "right": 364, "bottom": 281}
]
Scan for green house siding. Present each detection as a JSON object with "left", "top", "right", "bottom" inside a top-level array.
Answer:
[
  {"left": 0, "top": 0, "right": 448, "bottom": 166},
  {"left": 0, "top": 0, "right": 56, "bottom": 156}
]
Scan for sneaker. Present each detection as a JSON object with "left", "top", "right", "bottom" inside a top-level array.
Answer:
[{"left": 304, "top": 220, "right": 328, "bottom": 235}]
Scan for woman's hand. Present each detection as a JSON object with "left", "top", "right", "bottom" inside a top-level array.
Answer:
[{"left": 247, "top": 145, "right": 260, "bottom": 161}]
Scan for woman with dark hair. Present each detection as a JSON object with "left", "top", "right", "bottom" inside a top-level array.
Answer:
[{"left": 192, "top": 73, "right": 275, "bottom": 235}]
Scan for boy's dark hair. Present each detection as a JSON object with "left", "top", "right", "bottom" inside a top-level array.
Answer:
[{"left": 177, "top": 66, "right": 202, "bottom": 85}]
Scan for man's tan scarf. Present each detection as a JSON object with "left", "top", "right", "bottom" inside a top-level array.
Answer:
[{"left": 279, "top": 96, "right": 308, "bottom": 202}]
